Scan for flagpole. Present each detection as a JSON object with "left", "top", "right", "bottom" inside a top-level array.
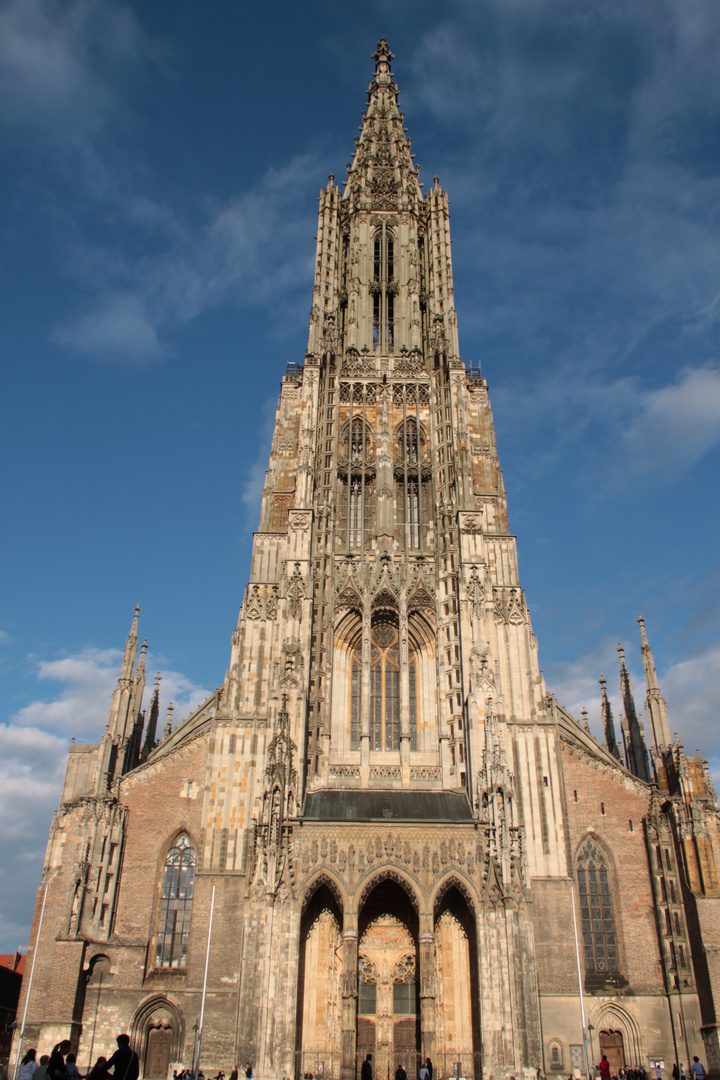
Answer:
[
  {"left": 14, "top": 884, "right": 49, "bottom": 1080},
  {"left": 193, "top": 885, "right": 216, "bottom": 1080},
  {"left": 571, "top": 885, "right": 592, "bottom": 1080}
]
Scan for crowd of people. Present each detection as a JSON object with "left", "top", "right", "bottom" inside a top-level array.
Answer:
[
  {"left": 12, "top": 1040, "right": 256, "bottom": 1080},
  {"left": 11, "top": 1045, "right": 708, "bottom": 1080},
  {"left": 15, "top": 1036, "right": 139, "bottom": 1080},
  {"left": 554, "top": 1056, "right": 708, "bottom": 1080}
]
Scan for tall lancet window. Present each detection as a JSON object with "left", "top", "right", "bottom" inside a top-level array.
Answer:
[
  {"left": 351, "top": 417, "right": 365, "bottom": 464},
  {"left": 156, "top": 833, "right": 196, "bottom": 969},
  {"left": 372, "top": 226, "right": 396, "bottom": 353},
  {"left": 576, "top": 837, "right": 619, "bottom": 976},
  {"left": 340, "top": 417, "right": 374, "bottom": 551},
  {"left": 349, "top": 621, "right": 417, "bottom": 752},
  {"left": 396, "top": 418, "right": 425, "bottom": 549}
]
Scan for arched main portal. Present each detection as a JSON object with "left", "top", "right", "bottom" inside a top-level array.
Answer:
[
  {"left": 433, "top": 886, "right": 480, "bottom": 1079},
  {"left": 296, "top": 884, "right": 344, "bottom": 1080},
  {"left": 357, "top": 879, "right": 419, "bottom": 1080}
]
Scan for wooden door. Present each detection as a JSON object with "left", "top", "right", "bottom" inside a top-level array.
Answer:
[
  {"left": 145, "top": 1026, "right": 174, "bottom": 1079},
  {"left": 599, "top": 1030, "right": 625, "bottom": 1075}
]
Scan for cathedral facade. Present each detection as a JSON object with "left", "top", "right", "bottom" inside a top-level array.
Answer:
[{"left": 13, "top": 40, "right": 720, "bottom": 1080}]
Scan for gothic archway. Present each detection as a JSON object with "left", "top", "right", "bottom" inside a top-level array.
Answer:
[
  {"left": 296, "top": 883, "right": 344, "bottom": 1080},
  {"left": 357, "top": 878, "right": 420, "bottom": 1080},
  {"left": 129, "top": 995, "right": 184, "bottom": 1080},
  {"left": 433, "top": 886, "right": 480, "bottom": 1078},
  {"left": 587, "top": 1002, "right": 643, "bottom": 1070}
]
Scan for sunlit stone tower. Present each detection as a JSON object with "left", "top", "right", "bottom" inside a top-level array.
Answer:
[{"left": 14, "top": 39, "right": 720, "bottom": 1080}]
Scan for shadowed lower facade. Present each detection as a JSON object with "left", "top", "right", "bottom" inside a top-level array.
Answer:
[{"left": 12, "top": 40, "right": 720, "bottom": 1080}]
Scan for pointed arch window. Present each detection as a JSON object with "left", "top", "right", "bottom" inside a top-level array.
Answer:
[
  {"left": 340, "top": 417, "right": 374, "bottom": 550},
  {"left": 349, "top": 621, "right": 417, "bottom": 751},
  {"left": 372, "top": 226, "right": 395, "bottom": 353},
  {"left": 396, "top": 418, "right": 427, "bottom": 550},
  {"left": 576, "top": 838, "right": 619, "bottom": 975},
  {"left": 155, "top": 833, "right": 196, "bottom": 970}
]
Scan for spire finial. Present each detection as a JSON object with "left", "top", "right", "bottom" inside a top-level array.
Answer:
[{"left": 372, "top": 39, "right": 395, "bottom": 72}]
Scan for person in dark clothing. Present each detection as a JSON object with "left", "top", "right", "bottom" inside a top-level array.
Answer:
[
  {"left": 361, "top": 1055, "right": 373, "bottom": 1080},
  {"left": 396, "top": 1066, "right": 407, "bottom": 1080},
  {"left": 49, "top": 1041, "right": 72, "bottom": 1080},
  {"left": 106, "top": 1035, "right": 139, "bottom": 1080},
  {"left": 426, "top": 1060, "right": 433, "bottom": 1080},
  {"left": 89, "top": 1059, "right": 110, "bottom": 1080}
]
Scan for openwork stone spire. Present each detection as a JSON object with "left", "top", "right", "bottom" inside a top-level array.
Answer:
[{"left": 343, "top": 38, "right": 422, "bottom": 213}]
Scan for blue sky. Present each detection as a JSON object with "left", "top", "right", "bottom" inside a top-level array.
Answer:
[{"left": 2, "top": 0, "right": 720, "bottom": 952}]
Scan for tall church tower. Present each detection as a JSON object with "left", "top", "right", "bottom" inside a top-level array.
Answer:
[
  {"left": 15, "top": 39, "right": 720, "bottom": 1080},
  {"left": 212, "top": 37, "right": 561, "bottom": 1078}
]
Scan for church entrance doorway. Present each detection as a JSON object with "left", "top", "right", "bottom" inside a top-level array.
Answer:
[
  {"left": 357, "top": 880, "right": 419, "bottom": 1080},
  {"left": 296, "top": 884, "right": 344, "bottom": 1080},
  {"left": 599, "top": 1031, "right": 625, "bottom": 1075},
  {"left": 433, "top": 886, "right": 481, "bottom": 1079},
  {"left": 144, "top": 1026, "right": 174, "bottom": 1079}
]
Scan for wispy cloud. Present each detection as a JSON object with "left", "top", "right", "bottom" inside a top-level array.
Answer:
[
  {"left": 0, "top": 644, "right": 210, "bottom": 948},
  {"left": 622, "top": 366, "right": 720, "bottom": 475},
  {"left": 0, "top": 0, "right": 156, "bottom": 145},
  {"left": 547, "top": 638, "right": 720, "bottom": 787},
  {"left": 51, "top": 153, "right": 323, "bottom": 362},
  {"left": 13, "top": 646, "right": 211, "bottom": 738}
]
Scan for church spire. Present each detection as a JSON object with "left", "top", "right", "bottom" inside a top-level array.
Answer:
[
  {"left": 120, "top": 604, "right": 141, "bottom": 681},
  {"left": 343, "top": 39, "right": 422, "bottom": 212},
  {"left": 140, "top": 672, "right": 161, "bottom": 762},
  {"left": 599, "top": 675, "right": 621, "bottom": 760},
  {"left": 618, "top": 643, "right": 650, "bottom": 781},
  {"left": 638, "top": 614, "right": 672, "bottom": 751}
]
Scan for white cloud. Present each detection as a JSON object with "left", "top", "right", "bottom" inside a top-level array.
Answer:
[
  {"left": 547, "top": 639, "right": 720, "bottom": 785},
  {"left": 0, "top": 645, "right": 211, "bottom": 949},
  {"left": 661, "top": 643, "right": 720, "bottom": 752},
  {"left": 13, "top": 647, "right": 122, "bottom": 738},
  {"left": 53, "top": 293, "right": 163, "bottom": 361},
  {"left": 52, "top": 152, "right": 323, "bottom": 362},
  {"left": 0, "top": 0, "right": 154, "bottom": 143},
  {"left": 13, "top": 646, "right": 211, "bottom": 739},
  {"left": 0, "top": 723, "right": 67, "bottom": 949},
  {"left": 622, "top": 366, "right": 720, "bottom": 475}
]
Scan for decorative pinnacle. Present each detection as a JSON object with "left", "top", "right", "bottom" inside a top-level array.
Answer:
[
  {"left": 162, "top": 702, "right": 174, "bottom": 740},
  {"left": 372, "top": 39, "right": 395, "bottom": 69},
  {"left": 638, "top": 613, "right": 650, "bottom": 647}
]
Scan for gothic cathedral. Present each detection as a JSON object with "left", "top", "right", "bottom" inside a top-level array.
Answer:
[{"left": 15, "top": 40, "right": 720, "bottom": 1080}]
